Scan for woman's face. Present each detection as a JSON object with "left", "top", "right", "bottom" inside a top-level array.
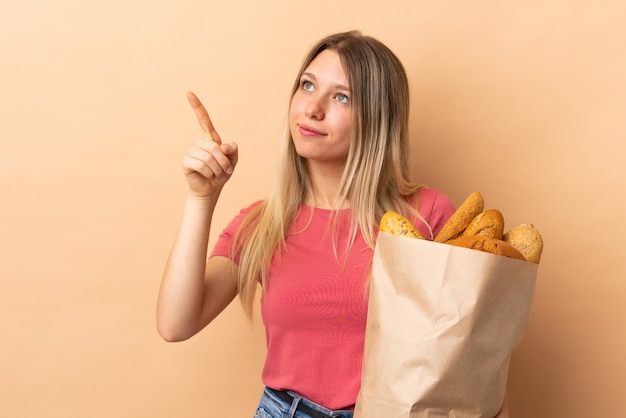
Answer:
[{"left": 289, "top": 49, "right": 352, "bottom": 168}]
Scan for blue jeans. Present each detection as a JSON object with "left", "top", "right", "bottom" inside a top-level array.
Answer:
[{"left": 254, "top": 387, "right": 354, "bottom": 418}]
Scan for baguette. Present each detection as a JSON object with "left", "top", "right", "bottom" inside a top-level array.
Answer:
[
  {"left": 462, "top": 209, "right": 505, "bottom": 240},
  {"left": 447, "top": 235, "right": 526, "bottom": 261},
  {"left": 434, "top": 192, "right": 484, "bottom": 243}
]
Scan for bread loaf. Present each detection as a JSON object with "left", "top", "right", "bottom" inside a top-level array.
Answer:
[
  {"left": 447, "top": 235, "right": 526, "bottom": 261},
  {"left": 434, "top": 191, "right": 484, "bottom": 243},
  {"left": 462, "top": 209, "right": 505, "bottom": 240},
  {"left": 380, "top": 211, "right": 425, "bottom": 239},
  {"left": 379, "top": 192, "right": 543, "bottom": 265},
  {"left": 503, "top": 224, "right": 543, "bottom": 264}
]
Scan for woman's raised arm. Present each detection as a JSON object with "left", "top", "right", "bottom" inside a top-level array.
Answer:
[{"left": 156, "top": 92, "right": 239, "bottom": 342}]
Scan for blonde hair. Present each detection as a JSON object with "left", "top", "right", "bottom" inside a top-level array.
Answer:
[{"left": 233, "top": 31, "right": 423, "bottom": 317}]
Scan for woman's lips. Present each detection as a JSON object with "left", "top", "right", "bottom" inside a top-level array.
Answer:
[{"left": 298, "top": 124, "right": 325, "bottom": 137}]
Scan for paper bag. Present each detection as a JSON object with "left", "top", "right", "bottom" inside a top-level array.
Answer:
[{"left": 354, "top": 232, "right": 538, "bottom": 418}]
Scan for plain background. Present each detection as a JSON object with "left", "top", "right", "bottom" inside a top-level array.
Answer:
[{"left": 1, "top": 1, "right": 624, "bottom": 417}]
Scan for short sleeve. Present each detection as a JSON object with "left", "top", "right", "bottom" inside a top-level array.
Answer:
[{"left": 210, "top": 201, "right": 262, "bottom": 263}]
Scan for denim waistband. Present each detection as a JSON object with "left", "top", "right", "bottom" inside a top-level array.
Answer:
[{"left": 257, "top": 387, "right": 354, "bottom": 418}]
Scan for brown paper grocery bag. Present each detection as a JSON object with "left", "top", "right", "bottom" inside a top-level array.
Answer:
[{"left": 354, "top": 232, "right": 538, "bottom": 418}]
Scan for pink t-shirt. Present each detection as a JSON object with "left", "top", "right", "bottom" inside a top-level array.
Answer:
[{"left": 210, "top": 188, "right": 455, "bottom": 409}]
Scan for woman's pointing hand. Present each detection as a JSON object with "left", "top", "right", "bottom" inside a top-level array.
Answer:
[{"left": 182, "top": 92, "right": 238, "bottom": 199}]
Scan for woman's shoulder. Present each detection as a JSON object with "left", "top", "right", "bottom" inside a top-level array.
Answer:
[
  {"left": 406, "top": 187, "right": 454, "bottom": 211},
  {"left": 416, "top": 187, "right": 455, "bottom": 211},
  {"left": 238, "top": 199, "right": 265, "bottom": 214},
  {"left": 221, "top": 200, "right": 265, "bottom": 230}
]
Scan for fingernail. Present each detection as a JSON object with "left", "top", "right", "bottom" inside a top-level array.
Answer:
[{"left": 226, "top": 167, "right": 233, "bottom": 175}]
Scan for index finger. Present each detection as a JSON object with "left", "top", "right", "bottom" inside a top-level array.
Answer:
[{"left": 186, "top": 91, "right": 222, "bottom": 144}]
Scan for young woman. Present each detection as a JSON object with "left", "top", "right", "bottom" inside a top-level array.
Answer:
[{"left": 157, "top": 31, "right": 509, "bottom": 418}]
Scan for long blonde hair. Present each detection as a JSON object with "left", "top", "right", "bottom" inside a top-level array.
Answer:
[{"left": 233, "top": 31, "right": 422, "bottom": 317}]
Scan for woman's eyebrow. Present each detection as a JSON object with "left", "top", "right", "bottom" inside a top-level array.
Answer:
[{"left": 301, "top": 72, "right": 350, "bottom": 92}]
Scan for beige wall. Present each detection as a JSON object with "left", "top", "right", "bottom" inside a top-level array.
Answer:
[{"left": 1, "top": 1, "right": 624, "bottom": 417}]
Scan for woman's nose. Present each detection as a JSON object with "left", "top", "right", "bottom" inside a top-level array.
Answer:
[{"left": 304, "top": 95, "right": 325, "bottom": 120}]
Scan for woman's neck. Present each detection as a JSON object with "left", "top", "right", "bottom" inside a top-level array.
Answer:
[{"left": 305, "top": 161, "right": 348, "bottom": 210}]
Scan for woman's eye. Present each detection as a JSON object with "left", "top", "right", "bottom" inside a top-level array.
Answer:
[
  {"left": 302, "top": 80, "right": 314, "bottom": 91},
  {"left": 336, "top": 93, "right": 349, "bottom": 104}
]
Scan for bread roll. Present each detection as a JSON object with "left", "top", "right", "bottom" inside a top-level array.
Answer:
[
  {"left": 447, "top": 235, "right": 526, "bottom": 261},
  {"left": 380, "top": 211, "right": 424, "bottom": 239},
  {"left": 503, "top": 224, "right": 543, "bottom": 264},
  {"left": 434, "top": 192, "right": 484, "bottom": 243},
  {"left": 462, "top": 209, "right": 505, "bottom": 240}
]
